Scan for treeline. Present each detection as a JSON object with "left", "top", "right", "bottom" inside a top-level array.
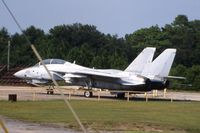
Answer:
[{"left": 0, "top": 15, "right": 200, "bottom": 90}]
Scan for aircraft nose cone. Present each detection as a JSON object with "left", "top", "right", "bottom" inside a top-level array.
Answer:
[{"left": 14, "top": 70, "right": 26, "bottom": 78}]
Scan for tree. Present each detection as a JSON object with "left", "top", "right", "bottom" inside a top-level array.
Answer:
[
  {"left": 1, "top": 15, "right": 200, "bottom": 91},
  {"left": 186, "top": 65, "right": 200, "bottom": 90},
  {"left": 173, "top": 15, "right": 189, "bottom": 26},
  {"left": 0, "top": 27, "right": 10, "bottom": 64}
]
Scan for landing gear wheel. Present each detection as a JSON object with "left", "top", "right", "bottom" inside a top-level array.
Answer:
[
  {"left": 117, "top": 93, "right": 125, "bottom": 99},
  {"left": 84, "top": 91, "right": 93, "bottom": 98}
]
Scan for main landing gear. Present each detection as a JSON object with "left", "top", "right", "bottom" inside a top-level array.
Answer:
[
  {"left": 116, "top": 92, "right": 125, "bottom": 99},
  {"left": 84, "top": 91, "right": 93, "bottom": 98},
  {"left": 83, "top": 80, "right": 93, "bottom": 98}
]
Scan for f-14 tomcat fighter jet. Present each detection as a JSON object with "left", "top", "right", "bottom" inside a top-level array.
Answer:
[{"left": 14, "top": 47, "right": 179, "bottom": 98}]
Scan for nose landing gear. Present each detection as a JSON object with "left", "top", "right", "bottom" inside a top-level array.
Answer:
[{"left": 47, "top": 85, "right": 54, "bottom": 95}]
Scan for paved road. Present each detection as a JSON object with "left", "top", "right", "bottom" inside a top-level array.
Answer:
[
  {"left": 0, "top": 86, "right": 200, "bottom": 101},
  {"left": 0, "top": 86, "right": 115, "bottom": 101}
]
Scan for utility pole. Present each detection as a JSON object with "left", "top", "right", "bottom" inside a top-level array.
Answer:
[{"left": 7, "top": 40, "right": 10, "bottom": 71}]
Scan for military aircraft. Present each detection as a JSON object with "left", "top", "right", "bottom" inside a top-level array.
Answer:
[{"left": 14, "top": 47, "right": 179, "bottom": 98}]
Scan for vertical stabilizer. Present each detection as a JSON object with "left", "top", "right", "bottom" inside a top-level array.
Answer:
[
  {"left": 125, "top": 47, "right": 156, "bottom": 74},
  {"left": 142, "top": 49, "right": 176, "bottom": 80}
]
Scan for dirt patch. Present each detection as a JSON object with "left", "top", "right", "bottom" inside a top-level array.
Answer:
[{"left": 0, "top": 116, "right": 79, "bottom": 133}]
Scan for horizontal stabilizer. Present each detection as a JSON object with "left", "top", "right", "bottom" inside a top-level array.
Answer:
[{"left": 166, "top": 76, "right": 186, "bottom": 80}]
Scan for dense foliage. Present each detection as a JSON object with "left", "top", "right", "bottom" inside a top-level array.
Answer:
[{"left": 0, "top": 15, "right": 200, "bottom": 90}]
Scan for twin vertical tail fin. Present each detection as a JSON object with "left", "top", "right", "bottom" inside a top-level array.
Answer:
[
  {"left": 124, "top": 47, "right": 156, "bottom": 74},
  {"left": 125, "top": 47, "right": 177, "bottom": 81},
  {"left": 141, "top": 49, "right": 177, "bottom": 80}
]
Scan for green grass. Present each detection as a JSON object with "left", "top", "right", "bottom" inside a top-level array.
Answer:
[{"left": 0, "top": 100, "right": 200, "bottom": 133}]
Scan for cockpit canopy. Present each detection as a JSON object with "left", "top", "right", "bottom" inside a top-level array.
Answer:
[{"left": 34, "top": 59, "right": 66, "bottom": 66}]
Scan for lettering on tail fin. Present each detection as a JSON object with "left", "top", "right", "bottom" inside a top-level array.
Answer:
[
  {"left": 125, "top": 47, "right": 156, "bottom": 74},
  {"left": 142, "top": 49, "right": 176, "bottom": 80}
]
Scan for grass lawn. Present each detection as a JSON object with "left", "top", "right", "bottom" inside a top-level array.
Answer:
[{"left": 0, "top": 100, "right": 200, "bottom": 133}]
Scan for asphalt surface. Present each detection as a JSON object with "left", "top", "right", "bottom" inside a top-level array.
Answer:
[{"left": 0, "top": 86, "right": 200, "bottom": 101}]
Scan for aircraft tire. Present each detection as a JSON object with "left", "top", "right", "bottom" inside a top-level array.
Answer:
[
  {"left": 145, "top": 78, "right": 152, "bottom": 91},
  {"left": 164, "top": 80, "right": 170, "bottom": 88},
  {"left": 84, "top": 91, "right": 93, "bottom": 98},
  {"left": 90, "top": 92, "right": 93, "bottom": 97},
  {"left": 117, "top": 93, "right": 125, "bottom": 99}
]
